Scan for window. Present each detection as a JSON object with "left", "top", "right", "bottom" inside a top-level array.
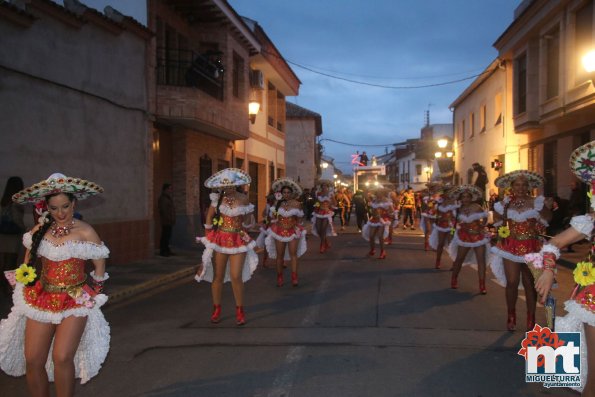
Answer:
[
  {"left": 480, "top": 105, "right": 486, "bottom": 132},
  {"left": 416, "top": 164, "right": 422, "bottom": 176},
  {"left": 460, "top": 119, "right": 466, "bottom": 142},
  {"left": 276, "top": 92, "right": 286, "bottom": 132},
  {"left": 576, "top": 1, "right": 594, "bottom": 84},
  {"left": 515, "top": 53, "right": 527, "bottom": 114},
  {"left": 469, "top": 112, "right": 475, "bottom": 137},
  {"left": 236, "top": 158, "right": 244, "bottom": 170},
  {"left": 494, "top": 93, "right": 502, "bottom": 125},
  {"left": 232, "top": 52, "right": 243, "bottom": 99},
  {"left": 528, "top": 147, "right": 538, "bottom": 172},
  {"left": 546, "top": 27, "right": 560, "bottom": 99},
  {"left": 217, "top": 159, "right": 230, "bottom": 171},
  {"left": 269, "top": 162, "right": 275, "bottom": 186},
  {"left": 267, "top": 82, "right": 276, "bottom": 127}
]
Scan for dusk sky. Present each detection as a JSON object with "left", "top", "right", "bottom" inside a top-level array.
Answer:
[{"left": 78, "top": 0, "right": 519, "bottom": 172}]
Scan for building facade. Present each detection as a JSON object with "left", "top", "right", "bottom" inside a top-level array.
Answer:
[
  {"left": 494, "top": 0, "right": 595, "bottom": 199},
  {"left": 235, "top": 17, "right": 300, "bottom": 220},
  {"left": 285, "top": 102, "right": 323, "bottom": 190},
  {"left": 148, "top": 0, "right": 260, "bottom": 247},
  {"left": 0, "top": 0, "right": 152, "bottom": 264}
]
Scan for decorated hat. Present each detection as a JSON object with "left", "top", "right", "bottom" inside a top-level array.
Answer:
[
  {"left": 12, "top": 173, "right": 103, "bottom": 204},
  {"left": 494, "top": 170, "right": 544, "bottom": 189},
  {"left": 271, "top": 177, "right": 302, "bottom": 196},
  {"left": 449, "top": 184, "right": 483, "bottom": 201},
  {"left": 205, "top": 168, "right": 251, "bottom": 189},
  {"left": 570, "top": 141, "right": 595, "bottom": 184}
]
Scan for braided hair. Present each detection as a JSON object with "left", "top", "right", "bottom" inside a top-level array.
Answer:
[
  {"left": 212, "top": 190, "right": 225, "bottom": 231},
  {"left": 26, "top": 193, "right": 75, "bottom": 282}
]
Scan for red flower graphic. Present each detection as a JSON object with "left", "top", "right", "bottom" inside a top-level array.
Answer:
[{"left": 518, "top": 324, "right": 566, "bottom": 367}]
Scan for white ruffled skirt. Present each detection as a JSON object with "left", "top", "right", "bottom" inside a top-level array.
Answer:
[
  {"left": 361, "top": 221, "right": 389, "bottom": 243},
  {"left": 447, "top": 234, "right": 490, "bottom": 267},
  {"left": 488, "top": 247, "right": 525, "bottom": 286},
  {"left": 264, "top": 229, "right": 307, "bottom": 260},
  {"left": 428, "top": 226, "right": 451, "bottom": 250},
  {"left": 555, "top": 300, "right": 595, "bottom": 393},
  {"left": 0, "top": 284, "right": 110, "bottom": 384},
  {"left": 311, "top": 213, "right": 337, "bottom": 237},
  {"left": 196, "top": 238, "right": 258, "bottom": 283}
]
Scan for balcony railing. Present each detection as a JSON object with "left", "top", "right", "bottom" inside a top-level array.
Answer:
[{"left": 156, "top": 48, "right": 224, "bottom": 100}]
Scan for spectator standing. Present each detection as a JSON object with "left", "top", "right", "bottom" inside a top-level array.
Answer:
[
  {"left": 0, "top": 176, "right": 25, "bottom": 296},
  {"left": 471, "top": 163, "right": 489, "bottom": 202},
  {"left": 352, "top": 190, "right": 368, "bottom": 232},
  {"left": 158, "top": 183, "right": 176, "bottom": 257},
  {"left": 565, "top": 180, "right": 587, "bottom": 252}
]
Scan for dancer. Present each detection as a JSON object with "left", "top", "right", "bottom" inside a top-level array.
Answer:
[
  {"left": 255, "top": 191, "right": 276, "bottom": 268},
  {"left": 362, "top": 187, "right": 393, "bottom": 259},
  {"left": 533, "top": 141, "right": 595, "bottom": 394},
  {"left": 429, "top": 184, "right": 458, "bottom": 269},
  {"left": 387, "top": 188, "right": 400, "bottom": 244},
  {"left": 489, "top": 170, "right": 552, "bottom": 331},
  {"left": 311, "top": 180, "right": 337, "bottom": 253},
  {"left": 265, "top": 178, "right": 306, "bottom": 287},
  {"left": 420, "top": 183, "right": 440, "bottom": 251},
  {"left": 448, "top": 185, "right": 491, "bottom": 293},
  {"left": 196, "top": 168, "right": 258, "bottom": 326},
  {"left": 335, "top": 188, "right": 350, "bottom": 231},
  {"left": 0, "top": 173, "right": 109, "bottom": 396}
]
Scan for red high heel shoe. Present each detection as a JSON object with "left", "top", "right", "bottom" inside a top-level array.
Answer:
[
  {"left": 379, "top": 250, "right": 386, "bottom": 259},
  {"left": 291, "top": 272, "right": 299, "bottom": 287},
  {"left": 277, "top": 272, "right": 284, "bottom": 287},
  {"left": 210, "top": 304, "right": 222, "bottom": 324},
  {"left": 479, "top": 279, "right": 487, "bottom": 295},
  {"left": 320, "top": 244, "right": 326, "bottom": 253},
  {"left": 385, "top": 237, "right": 392, "bottom": 245},
  {"left": 527, "top": 312, "right": 536, "bottom": 332},
  {"left": 325, "top": 240, "right": 331, "bottom": 250},
  {"left": 368, "top": 249, "right": 376, "bottom": 256},
  {"left": 435, "top": 259, "right": 441, "bottom": 269},
  {"left": 424, "top": 239, "right": 429, "bottom": 251},
  {"left": 236, "top": 306, "right": 246, "bottom": 326},
  {"left": 507, "top": 310, "right": 516, "bottom": 331},
  {"left": 451, "top": 275, "right": 458, "bottom": 289}
]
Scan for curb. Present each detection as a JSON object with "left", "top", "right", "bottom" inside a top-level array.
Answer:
[{"left": 105, "top": 265, "right": 198, "bottom": 306}]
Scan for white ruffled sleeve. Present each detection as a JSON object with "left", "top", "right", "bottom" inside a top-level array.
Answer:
[
  {"left": 533, "top": 195, "right": 545, "bottom": 211},
  {"left": 210, "top": 193, "right": 220, "bottom": 207},
  {"left": 22, "top": 232, "right": 32, "bottom": 249},
  {"left": 494, "top": 201, "right": 504, "bottom": 215},
  {"left": 570, "top": 215, "right": 594, "bottom": 237}
]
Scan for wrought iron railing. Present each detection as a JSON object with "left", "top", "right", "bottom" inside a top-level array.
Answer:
[{"left": 156, "top": 47, "right": 224, "bottom": 100}]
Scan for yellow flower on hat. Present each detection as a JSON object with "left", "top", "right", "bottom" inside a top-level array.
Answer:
[
  {"left": 498, "top": 226, "right": 510, "bottom": 239},
  {"left": 574, "top": 261, "right": 595, "bottom": 287},
  {"left": 15, "top": 263, "right": 37, "bottom": 285}
]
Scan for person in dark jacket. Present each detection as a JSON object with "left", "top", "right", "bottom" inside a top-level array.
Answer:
[
  {"left": 352, "top": 190, "right": 368, "bottom": 232},
  {"left": 158, "top": 183, "right": 176, "bottom": 256}
]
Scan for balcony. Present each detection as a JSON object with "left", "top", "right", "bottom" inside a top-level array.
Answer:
[
  {"left": 157, "top": 48, "right": 223, "bottom": 100},
  {"left": 155, "top": 48, "right": 249, "bottom": 141}
]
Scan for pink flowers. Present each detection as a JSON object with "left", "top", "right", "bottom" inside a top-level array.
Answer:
[{"left": 524, "top": 252, "right": 544, "bottom": 269}]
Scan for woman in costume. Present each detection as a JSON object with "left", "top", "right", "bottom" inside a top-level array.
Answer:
[
  {"left": 196, "top": 168, "right": 257, "bottom": 326},
  {"left": 311, "top": 181, "right": 337, "bottom": 253},
  {"left": 265, "top": 178, "right": 307, "bottom": 287},
  {"left": 361, "top": 187, "right": 393, "bottom": 259},
  {"left": 255, "top": 191, "right": 276, "bottom": 268},
  {"left": 533, "top": 141, "right": 595, "bottom": 395},
  {"left": 489, "top": 170, "right": 552, "bottom": 331},
  {"left": 420, "top": 183, "right": 441, "bottom": 251},
  {"left": 0, "top": 173, "right": 109, "bottom": 396},
  {"left": 429, "top": 184, "right": 458, "bottom": 269},
  {"left": 448, "top": 185, "right": 491, "bottom": 293}
]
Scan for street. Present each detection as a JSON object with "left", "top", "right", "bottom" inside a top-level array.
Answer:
[{"left": 0, "top": 227, "right": 579, "bottom": 397}]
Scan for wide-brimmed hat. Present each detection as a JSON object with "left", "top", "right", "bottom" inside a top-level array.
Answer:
[
  {"left": 12, "top": 173, "right": 103, "bottom": 204},
  {"left": 449, "top": 184, "right": 482, "bottom": 201},
  {"left": 494, "top": 170, "right": 544, "bottom": 189},
  {"left": 570, "top": 141, "right": 595, "bottom": 184},
  {"left": 205, "top": 168, "right": 251, "bottom": 189},
  {"left": 272, "top": 177, "right": 302, "bottom": 196}
]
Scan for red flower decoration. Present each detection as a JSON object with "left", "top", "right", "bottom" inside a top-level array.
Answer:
[{"left": 518, "top": 324, "right": 566, "bottom": 367}]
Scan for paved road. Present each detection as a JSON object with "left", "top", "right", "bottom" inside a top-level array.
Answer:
[{"left": 0, "top": 229, "right": 580, "bottom": 396}]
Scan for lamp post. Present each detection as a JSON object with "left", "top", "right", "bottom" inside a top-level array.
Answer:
[{"left": 248, "top": 100, "right": 260, "bottom": 124}]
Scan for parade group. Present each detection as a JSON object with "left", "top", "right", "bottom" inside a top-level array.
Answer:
[{"left": 2, "top": 141, "right": 595, "bottom": 396}]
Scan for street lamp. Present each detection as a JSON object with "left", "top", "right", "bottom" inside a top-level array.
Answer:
[
  {"left": 321, "top": 162, "right": 329, "bottom": 169},
  {"left": 582, "top": 50, "right": 595, "bottom": 73},
  {"left": 434, "top": 151, "right": 443, "bottom": 158},
  {"left": 423, "top": 166, "right": 431, "bottom": 181},
  {"left": 446, "top": 151, "right": 454, "bottom": 158},
  {"left": 437, "top": 138, "right": 448, "bottom": 149},
  {"left": 248, "top": 100, "right": 260, "bottom": 124}
]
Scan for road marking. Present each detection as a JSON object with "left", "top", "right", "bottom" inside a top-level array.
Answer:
[{"left": 265, "top": 256, "right": 335, "bottom": 397}]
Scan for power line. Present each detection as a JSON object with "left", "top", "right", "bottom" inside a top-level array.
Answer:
[
  {"left": 320, "top": 138, "right": 398, "bottom": 147},
  {"left": 262, "top": 49, "right": 491, "bottom": 89}
]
